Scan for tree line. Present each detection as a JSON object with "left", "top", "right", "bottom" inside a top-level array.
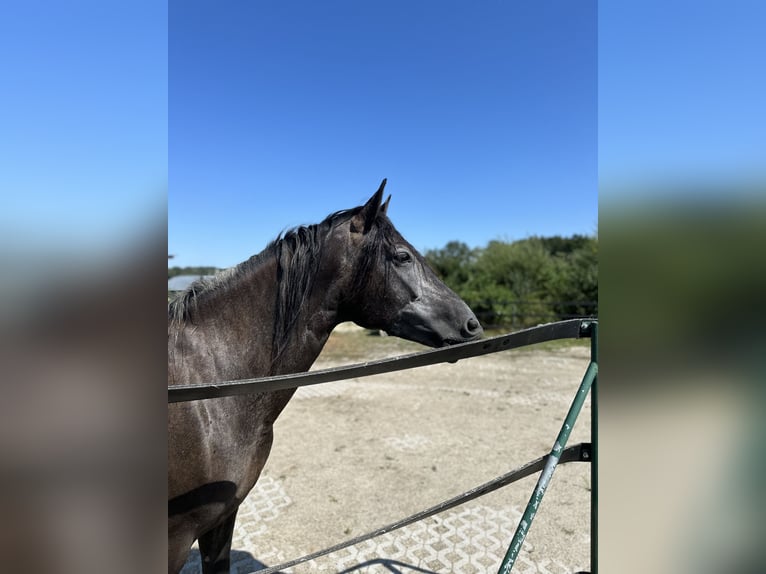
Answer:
[{"left": 424, "top": 234, "right": 597, "bottom": 329}]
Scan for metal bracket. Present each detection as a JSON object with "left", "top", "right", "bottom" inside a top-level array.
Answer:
[{"left": 579, "top": 320, "right": 596, "bottom": 338}]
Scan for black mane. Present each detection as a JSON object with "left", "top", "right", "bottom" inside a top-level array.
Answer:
[{"left": 168, "top": 205, "right": 397, "bottom": 363}]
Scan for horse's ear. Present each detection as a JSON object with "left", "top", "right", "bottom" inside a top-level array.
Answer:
[
  {"left": 380, "top": 194, "right": 391, "bottom": 215},
  {"left": 351, "top": 178, "right": 387, "bottom": 234}
]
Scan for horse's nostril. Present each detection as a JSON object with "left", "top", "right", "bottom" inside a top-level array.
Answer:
[{"left": 465, "top": 317, "right": 481, "bottom": 334}]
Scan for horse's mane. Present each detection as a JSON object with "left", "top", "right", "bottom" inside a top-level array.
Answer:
[{"left": 168, "top": 204, "right": 396, "bottom": 362}]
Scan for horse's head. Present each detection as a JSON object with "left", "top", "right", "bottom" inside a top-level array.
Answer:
[{"left": 335, "top": 180, "right": 483, "bottom": 347}]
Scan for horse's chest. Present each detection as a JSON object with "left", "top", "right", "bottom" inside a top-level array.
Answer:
[{"left": 202, "top": 411, "right": 272, "bottom": 474}]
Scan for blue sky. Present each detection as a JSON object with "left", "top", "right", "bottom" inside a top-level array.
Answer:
[
  {"left": 169, "top": 1, "right": 597, "bottom": 268},
  {"left": 0, "top": 1, "right": 167, "bottom": 254},
  {"left": 599, "top": 0, "right": 765, "bottom": 192},
  {"left": 2, "top": 2, "right": 762, "bottom": 268}
]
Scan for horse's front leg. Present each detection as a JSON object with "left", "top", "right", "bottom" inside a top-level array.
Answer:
[
  {"left": 168, "top": 525, "right": 196, "bottom": 574},
  {"left": 199, "top": 510, "right": 238, "bottom": 574}
]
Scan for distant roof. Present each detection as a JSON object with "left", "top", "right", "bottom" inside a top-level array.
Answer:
[{"left": 168, "top": 275, "right": 215, "bottom": 291}]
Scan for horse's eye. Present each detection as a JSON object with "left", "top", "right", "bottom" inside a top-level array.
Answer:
[{"left": 394, "top": 250, "right": 412, "bottom": 264}]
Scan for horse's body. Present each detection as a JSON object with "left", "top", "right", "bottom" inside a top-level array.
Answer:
[{"left": 168, "top": 181, "right": 482, "bottom": 573}]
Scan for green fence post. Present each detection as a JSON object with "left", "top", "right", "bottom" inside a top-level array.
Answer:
[
  {"left": 590, "top": 320, "right": 598, "bottom": 574},
  {"left": 496, "top": 320, "right": 597, "bottom": 574}
]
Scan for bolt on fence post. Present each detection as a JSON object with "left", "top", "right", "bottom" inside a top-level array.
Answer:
[{"left": 496, "top": 320, "right": 597, "bottom": 574}]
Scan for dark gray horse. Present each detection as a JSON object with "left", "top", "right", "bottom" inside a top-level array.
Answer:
[{"left": 168, "top": 180, "right": 483, "bottom": 573}]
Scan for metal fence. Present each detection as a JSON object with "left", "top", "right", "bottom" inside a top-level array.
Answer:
[{"left": 169, "top": 319, "right": 598, "bottom": 574}]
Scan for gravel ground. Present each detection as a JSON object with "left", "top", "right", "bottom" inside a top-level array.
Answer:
[{"left": 181, "top": 326, "right": 593, "bottom": 574}]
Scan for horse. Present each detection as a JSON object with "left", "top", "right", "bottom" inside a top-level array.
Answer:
[{"left": 168, "top": 180, "right": 483, "bottom": 573}]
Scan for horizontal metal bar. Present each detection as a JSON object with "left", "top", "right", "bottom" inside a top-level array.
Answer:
[{"left": 169, "top": 318, "right": 587, "bottom": 403}]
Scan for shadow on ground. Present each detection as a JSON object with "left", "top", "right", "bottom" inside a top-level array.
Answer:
[
  {"left": 181, "top": 550, "right": 438, "bottom": 574},
  {"left": 180, "top": 549, "right": 267, "bottom": 574},
  {"left": 337, "top": 558, "right": 439, "bottom": 573}
]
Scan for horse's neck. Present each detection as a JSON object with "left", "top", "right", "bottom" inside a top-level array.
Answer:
[
  {"left": 268, "top": 268, "right": 340, "bottom": 376},
  {"left": 179, "top": 253, "right": 338, "bottom": 381}
]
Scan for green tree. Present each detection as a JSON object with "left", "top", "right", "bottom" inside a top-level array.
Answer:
[
  {"left": 475, "top": 238, "right": 558, "bottom": 327},
  {"left": 548, "top": 237, "right": 598, "bottom": 318},
  {"left": 424, "top": 241, "right": 476, "bottom": 288},
  {"left": 426, "top": 234, "right": 597, "bottom": 329},
  {"left": 538, "top": 234, "right": 591, "bottom": 256}
]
